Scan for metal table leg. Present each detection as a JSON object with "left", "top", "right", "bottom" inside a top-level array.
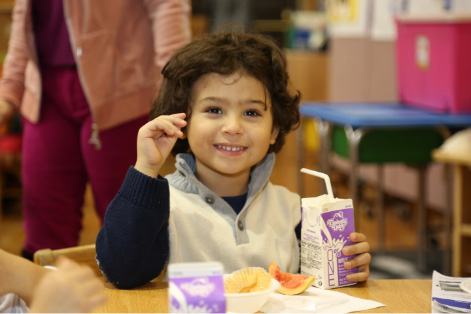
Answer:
[
  {"left": 346, "top": 126, "right": 363, "bottom": 231},
  {"left": 318, "top": 120, "right": 332, "bottom": 174},
  {"left": 346, "top": 127, "right": 386, "bottom": 254},
  {"left": 377, "top": 165, "right": 385, "bottom": 255},
  {"left": 416, "top": 166, "right": 427, "bottom": 272},
  {"left": 443, "top": 164, "right": 452, "bottom": 275}
]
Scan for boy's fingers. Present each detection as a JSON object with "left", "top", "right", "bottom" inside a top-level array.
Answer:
[
  {"left": 147, "top": 119, "right": 177, "bottom": 133},
  {"left": 343, "top": 241, "right": 370, "bottom": 256},
  {"left": 346, "top": 265, "right": 370, "bottom": 282},
  {"left": 146, "top": 117, "right": 186, "bottom": 138},
  {"left": 148, "top": 113, "right": 187, "bottom": 127},
  {"left": 349, "top": 232, "right": 367, "bottom": 243},
  {"left": 171, "top": 112, "right": 186, "bottom": 119},
  {"left": 161, "top": 115, "right": 187, "bottom": 128},
  {"left": 344, "top": 252, "right": 371, "bottom": 269}
]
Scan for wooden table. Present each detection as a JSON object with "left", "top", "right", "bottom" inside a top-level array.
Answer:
[{"left": 94, "top": 279, "right": 432, "bottom": 313}]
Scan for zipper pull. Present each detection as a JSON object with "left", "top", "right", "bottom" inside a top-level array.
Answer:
[{"left": 89, "top": 123, "right": 102, "bottom": 150}]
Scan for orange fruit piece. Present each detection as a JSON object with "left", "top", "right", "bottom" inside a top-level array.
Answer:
[{"left": 268, "top": 262, "right": 315, "bottom": 295}]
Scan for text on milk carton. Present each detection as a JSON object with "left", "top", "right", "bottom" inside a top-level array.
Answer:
[{"left": 300, "top": 197, "right": 357, "bottom": 289}]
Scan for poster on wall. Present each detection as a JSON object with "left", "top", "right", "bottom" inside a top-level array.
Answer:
[
  {"left": 326, "top": 0, "right": 372, "bottom": 38},
  {"left": 328, "top": 0, "right": 359, "bottom": 22}
]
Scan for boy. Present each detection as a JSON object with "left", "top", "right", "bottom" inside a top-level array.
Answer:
[{"left": 96, "top": 30, "right": 371, "bottom": 289}]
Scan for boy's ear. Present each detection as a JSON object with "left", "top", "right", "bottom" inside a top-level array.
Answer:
[{"left": 270, "top": 126, "right": 280, "bottom": 145}]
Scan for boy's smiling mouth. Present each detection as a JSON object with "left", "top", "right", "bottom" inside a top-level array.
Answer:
[{"left": 214, "top": 144, "right": 247, "bottom": 152}]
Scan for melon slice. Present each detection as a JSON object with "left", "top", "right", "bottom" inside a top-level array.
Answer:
[{"left": 268, "top": 262, "right": 315, "bottom": 295}]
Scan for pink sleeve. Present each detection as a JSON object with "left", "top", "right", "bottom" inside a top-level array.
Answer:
[
  {"left": 0, "top": 0, "right": 30, "bottom": 107},
  {"left": 142, "top": 0, "right": 192, "bottom": 70}
]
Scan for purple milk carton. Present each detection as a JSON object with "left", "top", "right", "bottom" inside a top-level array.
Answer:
[
  {"left": 168, "top": 262, "right": 226, "bottom": 313},
  {"left": 300, "top": 195, "right": 358, "bottom": 289}
]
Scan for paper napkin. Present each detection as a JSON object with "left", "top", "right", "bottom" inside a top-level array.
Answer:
[{"left": 260, "top": 286, "right": 384, "bottom": 313}]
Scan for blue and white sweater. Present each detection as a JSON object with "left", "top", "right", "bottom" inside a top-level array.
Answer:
[{"left": 96, "top": 153, "right": 301, "bottom": 289}]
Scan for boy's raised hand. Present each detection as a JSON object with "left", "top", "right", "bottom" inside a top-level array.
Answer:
[
  {"left": 342, "top": 232, "right": 371, "bottom": 282},
  {"left": 135, "top": 113, "right": 187, "bottom": 178}
]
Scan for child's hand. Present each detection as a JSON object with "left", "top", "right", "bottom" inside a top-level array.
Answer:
[
  {"left": 135, "top": 113, "right": 187, "bottom": 177},
  {"left": 342, "top": 232, "right": 371, "bottom": 282},
  {"left": 29, "top": 257, "right": 107, "bottom": 313}
]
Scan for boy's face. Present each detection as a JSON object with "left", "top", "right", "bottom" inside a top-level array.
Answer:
[{"left": 187, "top": 71, "right": 279, "bottom": 184}]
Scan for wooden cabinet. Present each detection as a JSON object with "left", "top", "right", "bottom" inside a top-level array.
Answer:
[
  {"left": 285, "top": 50, "right": 328, "bottom": 102},
  {"left": 269, "top": 50, "right": 328, "bottom": 195}
]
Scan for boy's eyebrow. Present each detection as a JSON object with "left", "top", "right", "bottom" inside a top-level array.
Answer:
[
  {"left": 198, "top": 96, "right": 267, "bottom": 107},
  {"left": 245, "top": 99, "right": 267, "bottom": 106},
  {"left": 197, "top": 96, "right": 225, "bottom": 104}
]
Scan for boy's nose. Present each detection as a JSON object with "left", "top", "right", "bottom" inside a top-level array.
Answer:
[{"left": 221, "top": 116, "right": 243, "bottom": 135}]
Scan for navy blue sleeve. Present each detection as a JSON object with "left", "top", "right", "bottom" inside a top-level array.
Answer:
[
  {"left": 295, "top": 222, "right": 301, "bottom": 240},
  {"left": 296, "top": 221, "right": 301, "bottom": 273},
  {"left": 95, "top": 166, "right": 170, "bottom": 289}
]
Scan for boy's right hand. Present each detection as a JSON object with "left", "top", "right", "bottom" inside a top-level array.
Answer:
[{"left": 135, "top": 113, "right": 187, "bottom": 178}]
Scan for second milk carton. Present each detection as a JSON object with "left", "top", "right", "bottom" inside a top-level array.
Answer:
[
  {"left": 168, "top": 262, "right": 226, "bottom": 313},
  {"left": 300, "top": 194, "right": 357, "bottom": 289}
]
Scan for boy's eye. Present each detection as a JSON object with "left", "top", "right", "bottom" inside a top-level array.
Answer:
[
  {"left": 206, "top": 107, "right": 222, "bottom": 114},
  {"left": 244, "top": 110, "right": 261, "bottom": 117}
]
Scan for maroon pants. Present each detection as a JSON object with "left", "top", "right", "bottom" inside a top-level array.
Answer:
[{"left": 22, "top": 67, "right": 148, "bottom": 254}]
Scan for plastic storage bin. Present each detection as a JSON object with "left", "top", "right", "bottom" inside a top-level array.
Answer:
[{"left": 396, "top": 14, "right": 471, "bottom": 114}]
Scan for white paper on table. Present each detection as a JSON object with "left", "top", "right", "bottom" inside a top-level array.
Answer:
[
  {"left": 260, "top": 286, "right": 384, "bottom": 313},
  {"left": 431, "top": 270, "right": 471, "bottom": 313}
]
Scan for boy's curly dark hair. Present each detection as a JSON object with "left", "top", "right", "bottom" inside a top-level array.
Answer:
[{"left": 150, "top": 30, "right": 301, "bottom": 155}]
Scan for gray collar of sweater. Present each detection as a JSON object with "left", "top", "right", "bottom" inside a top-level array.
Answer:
[
  {"left": 167, "top": 152, "right": 275, "bottom": 200},
  {"left": 166, "top": 153, "right": 276, "bottom": 242}
]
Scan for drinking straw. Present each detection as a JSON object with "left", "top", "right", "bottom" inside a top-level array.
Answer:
[{"left": 300, "top": 168, "right": 334, "bottom": 201}]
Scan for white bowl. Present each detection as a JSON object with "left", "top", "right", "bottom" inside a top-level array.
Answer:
[{"left": 225, "top": 278, "right": 280, "bottom": 313}]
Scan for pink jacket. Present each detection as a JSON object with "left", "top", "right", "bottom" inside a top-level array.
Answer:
[{"left": 0, "top": 0, "right": 191, "bottom": 131}]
